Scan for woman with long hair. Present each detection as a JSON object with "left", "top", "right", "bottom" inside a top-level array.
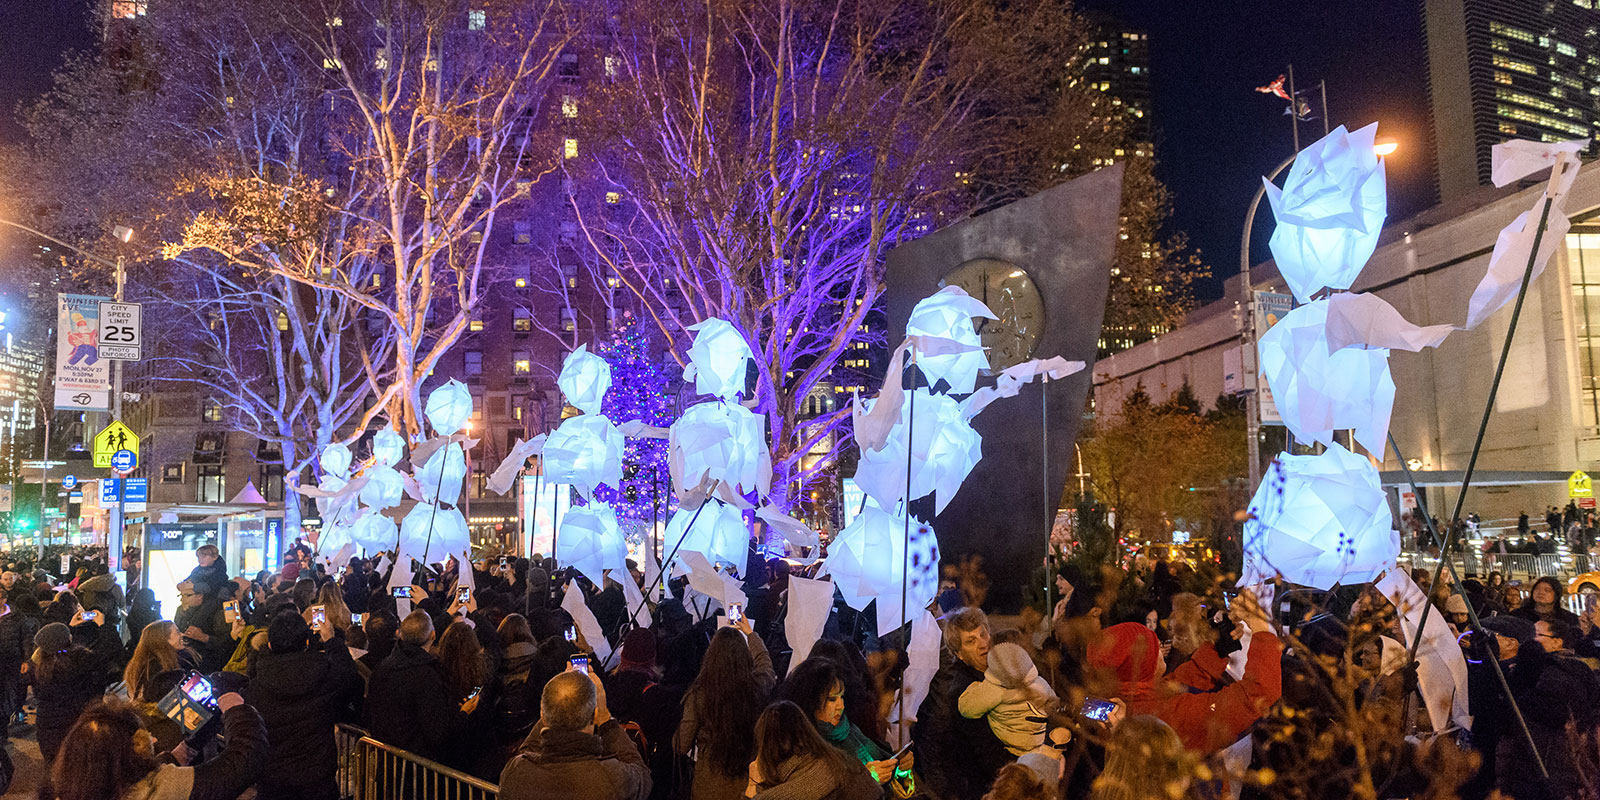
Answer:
[
  {"left": 1512, "top": 575, "right": 1583, "bottom": 626},
  {"left": 434, "top": 620, "right": 496, "bottom": 776},
  {"left": 308, "top": 582, "right": 354, "bottom": 639},
  {"left": 675, "top": 621, "right": 776, "bottom": 800},
  {"left": 42, "top": 695, "right": 269, "bottom": 800},
  {"left": 1089, "top": 715, "right": 1198, "bottom": 800},
  {"left": 123, "top": 621, "right": 186, "bottom": 703},
  {"left": 780, "top": 657, "right": 912, "bottom": 792},
  {"left": 25, "top": 622, "right": 108, "bottom": 765},
  {"left": 747, "top": 701, "right": 882, "bottom": 800}
]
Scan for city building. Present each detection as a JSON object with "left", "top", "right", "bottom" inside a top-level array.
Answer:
[
  {"left": 1423, "top": 0, "right": 1600, "bottom": 201},
  {"left": 1081, "top": 14, "right": 1153, "bottom": 147},
  {"left": 1093, "top": 159, "right": 1600, "bottom": 520}
]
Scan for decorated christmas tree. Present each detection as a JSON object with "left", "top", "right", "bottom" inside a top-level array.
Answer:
[{"left": 596, "top": 313, "right": 674, "bottom": 525}]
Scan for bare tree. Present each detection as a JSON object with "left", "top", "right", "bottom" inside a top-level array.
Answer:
[
  {"left": 561, "top": 0, "right": 1150, "bottom": 504},
  {"left": 152, "top": 0, "right": 577, "bottom": 437}
]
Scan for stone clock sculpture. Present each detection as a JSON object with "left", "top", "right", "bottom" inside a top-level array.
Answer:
[{"left": 882, "top": 164, "right": 1124, "bottom": 611}]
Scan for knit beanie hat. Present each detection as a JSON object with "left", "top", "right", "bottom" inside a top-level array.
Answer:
[
  {"left": 619, "top": 627, "right": 658, "bottom": 672},
  {"left": 33, "top": 622, "right": 71, "bottom": 654}
]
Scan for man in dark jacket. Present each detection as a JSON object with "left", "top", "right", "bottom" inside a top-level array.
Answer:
[
  {"left": 0, "top": 586, "right": 32, "bottom": 739},
  {"left": 246, "top": 610, "right": 362, "bottom": 800},
  {"left": 364, "top": 610, "right": 472, "bottom": 762},
  {"left": 913, "top": 607, "right": 1012, "bottom": 800},
  {"left": 1466, "top": 615, "right": 1599, "bottom": 800},
  {"left": 500, "top": 669, "right": 651, "bottom": 800}
]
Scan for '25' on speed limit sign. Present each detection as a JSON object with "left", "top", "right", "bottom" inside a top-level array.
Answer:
[{"left": 98, "top": 301, "right": 143, "bottom": 361}]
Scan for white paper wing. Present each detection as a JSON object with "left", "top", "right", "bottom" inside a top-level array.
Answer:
[{"left": 1465, "top": 195, "right": 1571, "bottom": 330}]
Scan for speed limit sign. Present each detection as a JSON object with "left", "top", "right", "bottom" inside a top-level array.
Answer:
[{"left": 98, "top": 301, "right": 142, "bottom": 361}]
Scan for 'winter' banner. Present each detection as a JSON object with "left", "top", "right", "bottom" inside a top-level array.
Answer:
[{"left": 54, "top": 294, "right": 111, "bottom": 412}]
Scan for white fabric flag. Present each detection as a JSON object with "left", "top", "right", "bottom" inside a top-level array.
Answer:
[
  {"left": 562, "top": 581, "right": 614, "bottom": 665},
  {"left": 785, "top": 576, "right": 837, "bottom": 675},
  {"left": 1376, "top": 569, "right": 1471, "bottom": 732},
  {"left": 885, "top": 609, "right": 942, "bottom": 748},
  {"left": 620, "top": 572, "right": 652, "bottom": 630}
]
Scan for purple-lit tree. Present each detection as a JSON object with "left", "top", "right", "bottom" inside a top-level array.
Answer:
[
  {"left": 555, "top": 0, "right": 1141, "bottom": 505},
  {"left": 593, "top": 313, "right": 672, "bottom": 524}
]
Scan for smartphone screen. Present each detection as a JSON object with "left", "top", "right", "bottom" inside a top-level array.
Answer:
[
  {"left": 466, "top": 685, "right": 482, "bottom": 701},
  {"left": 392, "top": 586, "right": 414, "bottom": 599},
  {"left": 1081, "top": 697, "right": 1117, "bottom": 722},
  {"left": 564, "top": 626, "right": 577, "bottom": 642},
  {"left": 352, "top": 612, "right": 362, "bottom": 625},
  {"left": 571, "top": 656, "right": 589, "bottom": 675},
  {"left": 181, "top": 672, "right": 216, "bottom": 707},
  {"left": 727, "top": 603, "right": 744, "bottom": 624},
  {"left": 456, "top": 586, "right": 471, "bottom": 604},
  {"left": 310, "top": 605, "right": 327, "bottom": 629},
  {"left": 84, "top": 610, "right": 99, "bottom": 623}
]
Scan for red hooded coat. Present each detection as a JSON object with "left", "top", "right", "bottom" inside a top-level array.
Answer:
[{"left": 1088, "top": 622, "right": 1282, "bottom": 754}]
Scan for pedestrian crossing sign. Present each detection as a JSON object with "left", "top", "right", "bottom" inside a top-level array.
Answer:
[
  {"left": 93, "top": 421, "right": 140, "bottom": 469},
  {"left": 1570, "top": 470, "right": 1592, "bottom": 499}
]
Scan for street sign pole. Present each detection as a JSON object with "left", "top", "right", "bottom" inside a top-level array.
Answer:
[{"left": 109, "top": 448, "right": 136, "bottom": 573}]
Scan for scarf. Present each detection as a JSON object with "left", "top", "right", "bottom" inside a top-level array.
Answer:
[{"left": 815, "top": 716, "right": 886, "bottom": 766}]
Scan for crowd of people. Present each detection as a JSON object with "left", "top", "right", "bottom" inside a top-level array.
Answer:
[{"left": 0, "top": 541, "right": 1598, "bottom": 800}]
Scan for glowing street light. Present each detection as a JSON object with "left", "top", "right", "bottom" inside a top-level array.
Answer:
[{"left": 1373, "top": 137, "right": 1400, "bottom": 157}]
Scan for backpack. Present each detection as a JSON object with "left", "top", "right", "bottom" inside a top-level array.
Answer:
[{"left": 494, "top": 669, "right": 537, "bottom": 744}]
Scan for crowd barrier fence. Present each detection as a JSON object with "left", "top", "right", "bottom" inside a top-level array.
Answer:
[{"left": 336, "top": 724, "right": 499, "bottom": 800}]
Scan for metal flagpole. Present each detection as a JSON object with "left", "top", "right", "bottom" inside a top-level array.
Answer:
[
  {"left": 898, "top": 347, "right": 917, "bottom": 748},
  {"left": 1286, "top": 64, "right": 1300, "bottom": 152},
  {"left": 1042, "top": 375, "right": 1053, "bottom": 617}
]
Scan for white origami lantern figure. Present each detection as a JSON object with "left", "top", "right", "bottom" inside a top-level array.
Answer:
[
  {"left": 359, "top": 465, "right": 406, "bottom": 510},
  {"left": 372, "top": 429, "right": 406, "bottom": 467},
  {"left": 320, "top": 443, "right": 353, "bottom": 480},
  {"left": 558, "top": 344, "right": 613, "bottom": 416},
  {"left": 1242, "top": 443, "right": 1399, "bottom": 590},
  {"left": 669, "top": 401, "right": 772, "bottom": 499},
  {"left": 316, "top": 518, "right": 354, "bottom": 556},
  {"left": 415, "top": 442, "right": 468, "bottom": 506},
  {"left": 558, "top": 503, "right": 629, "bottom": 585},
  {"left": 400, "top": 502, "right": 471, "bottom": 565},
  {"left": 1264, "top": 123, "right": 1388, "bottom": 304},
  {"left": 821, "top": 504, "right": 942, "bottom": 633},
  {"left": 852, "top": 389, "right": 982, "bottom": 514},
  {"left": 663, "top": 500, "right": 750, "bottom": 577},
  {"left": 425, "top": 379, "right": 474, "bottom": 436},
  {"left": 1258, "top": 300, "right": 1396, "bottom": 455},
  {"left": 349, "top": 512, "right": 398, "bottom": 553},
  {"left": 685, "top": 318, "right": 754, "bottom": 401},
  {"left": 905, "top": 287, "right": 996, "bottom": 395},
  {"left": 543, "top": 414, "right": 625, "bottom": 498}
]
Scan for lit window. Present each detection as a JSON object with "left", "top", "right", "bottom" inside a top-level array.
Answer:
[
  {"left": 465, "top": 351, "right": 483, "bottom": 377},
  {"left": 329, "top": 16, "right": 343, "bottom": 27},
  {"left": 202, "top": 400, "right": 224, "bottom": 423},
  {"left": 374, "top": 51, "right": 389, "bottom": 71},
  {"left": 564, "top": 138, "right": 579, "bottom": 159},
  {"left": 1098, "top": 57, "right": 1109, "bottom": 65},
  {"left": 562, "top": 96, "right": 579, "bottom": 118},
  {"left": 468, "top": 9, "right": 486, "bottom": 30},
  {"left": 604, "top": 55, "right": 619, "bottom": 77},
  {"left": 605, "top": 191, "right": 621, "bottom": 204},
  {"left": 323, "top": 58, "right": 342, "bottom": 70},
  {"left": 514, "top": 313, "right": 532, "bottom": 332},
  {"left": 469, "top": 318, "right": 484, "bottom": 332},
  {"left": 425, "top": 57, "right": 440, "bottom": 72},
  {"left": 112, "top": 0, "right": 147, "bottom": 19},
  {"left": 276, "top": 311, "right": 289, "bottom": 331},
  {"left": 514, "top": 221, "right": 532, "bottom": 244},
  {"left": 607, "top": 275, "right": 621, "bottom": 288},
  {"left": 515, "top": 277, "right": 527, "bottom": 288},
  {"left": 514, "top": 353, "right": 531, "bottom": 374}
]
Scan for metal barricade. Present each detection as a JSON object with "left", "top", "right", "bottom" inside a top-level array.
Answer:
[{"left": 336, "top": 724, "right": 499, "bottom": 800}]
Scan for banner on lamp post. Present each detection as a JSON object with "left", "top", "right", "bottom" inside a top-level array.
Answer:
[
  {"left": 1253, "top": 291, "right": 1293, "bottom": 426},
  {"left": 54, "top": 294, "right": 111, "bottom": 412}
]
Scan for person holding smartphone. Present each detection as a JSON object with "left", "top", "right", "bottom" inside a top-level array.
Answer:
[
  {"left": 365, "top": 611, "right": 473, "bottom": 765},
  {"left": 499, "top": 667, "right": 650, "bottom": 800},
  {"left": 243, "top": 610, "right": 362, "bottom": 800}
]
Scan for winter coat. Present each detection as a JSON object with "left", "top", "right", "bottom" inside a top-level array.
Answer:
[
  {"left": 244, "top": 635, "right": 362, "bottom": 800},
  {"left": 751, "top": 753, "right": 883, "bottom": 800},
  {"left": 607, "top": 667, "right": 685, "bottom": 800},
  {"left": 364, "top": 641, "right": 469, "bottom": 763},
  {"left": 674, "top": 633, "right": 776, "bottom": 800},
  {"left": 961, "top": 642, "right": 1056, "bottom": 755},
  {"left": 1092, "top": 623, "right": 1283, "bottom": 755},
  {"left": 0, "top": 608, "right": 33, "bottom": 718},
  {"left": 77, "top": 574, "right": 125, "bottom": 621},
  {"left": 121, "top": 703, "right": 270, "bottom": 800},
  {"left": 28, "top": 645, "right": 108, "bottom": 764},
  {"left": 912, "top": 651, "right": 1014, "bottom": 800},
  {"left": 1472, "top": 647, "right": 1600, "bottom": 800},
  {"left": 499, "top": 719, "right": 652, "bottom": 800},
  {"left": 182, "top": 562, "right": 230, "bottom": 598}
]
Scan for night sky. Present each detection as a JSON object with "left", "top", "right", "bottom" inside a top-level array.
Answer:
[{"left": 1, "top": 1, "right": 1435, "bottom": 304}]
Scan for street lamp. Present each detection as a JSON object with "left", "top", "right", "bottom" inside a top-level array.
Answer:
[
  {"left": 1238, "top": 137, "right": 1399, "bottom": 493},
  {"left": 0, "top": 216, "right": 134, "bottom": 564}
]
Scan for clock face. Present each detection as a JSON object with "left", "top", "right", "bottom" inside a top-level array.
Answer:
[{"left": 939, "top": 258, "right": 1045, "bottom": 371}]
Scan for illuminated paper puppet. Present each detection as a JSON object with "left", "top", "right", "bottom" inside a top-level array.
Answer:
[
  {"left": 1242, "top": 444, "right": 1399, "bottom": 590},
  {"left": 1264, "top": 123, "right": 1387, "bottom": 304}
]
